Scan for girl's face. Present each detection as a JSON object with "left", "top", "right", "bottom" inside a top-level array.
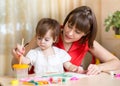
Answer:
[
  {"left": 37, "top": 30, "right": 54, "bottom": 50},
  {"left": 63, "top": 22, "right": 85, "bottom": 44}
]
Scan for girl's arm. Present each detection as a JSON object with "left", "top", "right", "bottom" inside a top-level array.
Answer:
[
  {"left": 12, "top": 36, "right": 37, "bottom": 65},
  {"left": 12, "top": 52, "right": 31, "bottom": 65},
  {"left": 20, "top": 56, "right": 31, "bottom": 64},
  {"left": 63, "top": 61, "right": 85, "bottom": 73}
]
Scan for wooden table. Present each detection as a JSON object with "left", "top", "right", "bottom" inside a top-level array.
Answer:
[{"left": 0, "top": 72, "right": 120, "bottom": 86}]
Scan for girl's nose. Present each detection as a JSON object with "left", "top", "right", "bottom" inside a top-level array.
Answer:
[{"left": 40, "top": 39, "right": 45, "bottom": 43}]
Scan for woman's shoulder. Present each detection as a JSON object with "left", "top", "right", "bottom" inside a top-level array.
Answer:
[{"left": 89, "top": 40, "right": 101, "bottom": 53}]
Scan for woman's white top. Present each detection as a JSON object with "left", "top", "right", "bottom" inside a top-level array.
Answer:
[{"left": 26, "top": 46, "right": 71, "bottom": 75}]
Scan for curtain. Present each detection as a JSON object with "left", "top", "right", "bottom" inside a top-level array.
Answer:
[{"left": 0, "top": 0, "right": 84, "bottom": 76}]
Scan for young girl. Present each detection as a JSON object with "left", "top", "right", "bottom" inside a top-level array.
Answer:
[{"left": 14, "top": 18, "right": 84, "bottom": 75}]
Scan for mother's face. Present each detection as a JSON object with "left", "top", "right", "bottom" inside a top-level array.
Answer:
[{"left": 63, "top": 22, "right": 85, "bottom": 44}]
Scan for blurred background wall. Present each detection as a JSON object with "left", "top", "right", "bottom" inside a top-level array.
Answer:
[{"left": 0, "top": 0, "right": 120, "bottom": 76}]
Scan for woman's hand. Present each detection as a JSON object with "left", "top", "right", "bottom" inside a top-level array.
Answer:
[{"left": 86, "top": 64, "right": 101, "bottom": 75}]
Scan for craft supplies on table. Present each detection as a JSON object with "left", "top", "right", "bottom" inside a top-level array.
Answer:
[{"left": 19, "top": 72, "right": 88, "bottom": 85}]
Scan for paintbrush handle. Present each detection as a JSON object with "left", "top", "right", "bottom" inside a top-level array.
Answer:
[{"left": 19, "top": 38, "right": 24, "bottom": 64}]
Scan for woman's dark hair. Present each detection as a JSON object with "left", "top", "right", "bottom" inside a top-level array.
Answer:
[
  {"left": 36, "top": 18, "right": 60, "bottom": 42},
  {"left": 63, "top": 6, "right": 97, "bottom": 48}
]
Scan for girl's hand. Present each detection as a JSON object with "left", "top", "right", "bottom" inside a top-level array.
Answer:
[
  {"left": 16, "top": 44, "right": 25, "bottom": 56},
  {"left": 76, "top": 66, "right": 86, "bottom": 74},
  {"left": 72, "top": 66, "right": 85, "bottom": 74},
  {"left": 86, "top": 64, "right": 101, "bottom": 75},
  {"left": 12, "top": 44, "right": 25, "bottom": 59}
]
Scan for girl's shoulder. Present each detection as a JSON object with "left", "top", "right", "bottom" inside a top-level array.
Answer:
[
  {"left": 27, "top": 47, "right": 41, "bottom": 54},
  {"left": 53, "top": 46, "right": 67, "bottom": 54}
]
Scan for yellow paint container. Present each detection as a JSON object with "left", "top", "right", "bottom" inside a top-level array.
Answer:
[{"left": 13, "top": 64, "right": 29, "bottom": 79}]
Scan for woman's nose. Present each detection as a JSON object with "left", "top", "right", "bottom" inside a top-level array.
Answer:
[{"left": 68, "top": 29, "right": 74, "bottom": 36}]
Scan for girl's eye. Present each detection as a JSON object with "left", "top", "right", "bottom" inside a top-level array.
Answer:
[
  {"left": 45, "top": 39, "right": 49, "bottom": 41},
  {"left": 38, "top": 37, "right": 42, "bottom": 40}
]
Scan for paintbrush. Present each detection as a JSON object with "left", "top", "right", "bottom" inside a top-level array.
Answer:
[{"left": 19, "top": 38, "right": 24, "bottom": 64}]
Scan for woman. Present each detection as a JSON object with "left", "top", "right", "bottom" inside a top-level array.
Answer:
[{"left": 12, "top": 6, "right": 120, "bottom": 75}]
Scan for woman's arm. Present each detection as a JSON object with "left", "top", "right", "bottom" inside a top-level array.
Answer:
[
  {"left": 87, "top": 40, "right": 120, "bottom": 75},
  {"left": 24, "top": 36, "right": 38, "bottom": 55}
]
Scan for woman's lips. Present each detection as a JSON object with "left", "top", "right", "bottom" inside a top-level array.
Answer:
[{"left": 65, "top": 34, "right": 72, "bottom": 40}]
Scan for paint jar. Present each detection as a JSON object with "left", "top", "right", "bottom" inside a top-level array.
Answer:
[{"left": 13, "top": 64, "right": 29, "bottom": 79}]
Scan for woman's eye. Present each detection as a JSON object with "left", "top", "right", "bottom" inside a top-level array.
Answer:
[
  {"left": 68, "top": 24, "right": 72, "bottom": 29},
  {"left": 75, "top": 30, "right": 81, "bottom": 34}
]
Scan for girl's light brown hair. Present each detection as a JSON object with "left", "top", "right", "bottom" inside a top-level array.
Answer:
[{"left": 36, "top": 18, "right": 60, "bottom": 42}]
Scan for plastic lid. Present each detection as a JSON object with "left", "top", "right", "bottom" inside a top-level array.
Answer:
[{"left": 13, "top": 64, "right": 29, "bottom": 69}]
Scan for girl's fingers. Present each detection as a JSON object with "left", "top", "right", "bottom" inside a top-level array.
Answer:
[
  {"left": 12, "top": 49, "right": 20, "bottom": 59},
  {"left": 87, "top": 64, "right": 101, "bottom": 75},
  {"left": 77, "top": 67, "right": 85, "bottom": 74},
  {"left": 16, "top": 44, "right": 25, "bottom": 55}
]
